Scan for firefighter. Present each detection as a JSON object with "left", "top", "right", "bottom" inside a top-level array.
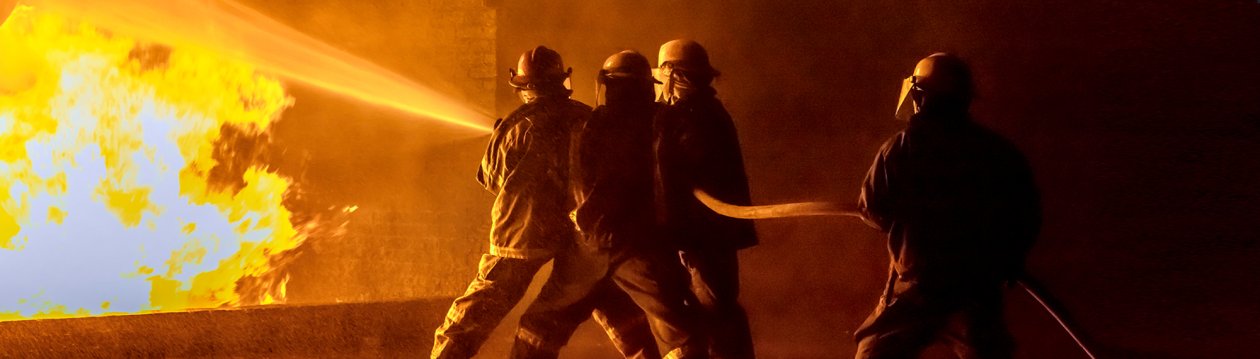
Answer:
[
  {"left": 510, "top": 50, "right": 707, "bottom": 359},
  {"left": 432, "top": 45, "right": 656, "bottom": 359},
  {"left": 652, "top": 39, "right": 758, "bottom": 359},
  {"left": 854, "top": 53, "right": 1041, "bottom": 359}
]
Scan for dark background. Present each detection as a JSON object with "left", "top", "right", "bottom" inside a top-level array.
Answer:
[{"left": 245, "top": 0, "right": 1260, "bottom": 357}]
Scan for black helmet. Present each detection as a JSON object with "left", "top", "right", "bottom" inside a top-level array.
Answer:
[
  {"left": 598, "top": 50, "right": 658, "bottom": 83},
  {"left": 895, "top": 52, "right": 973, "bottom": 120}
]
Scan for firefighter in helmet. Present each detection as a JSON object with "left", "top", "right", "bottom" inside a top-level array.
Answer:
[
  {"left": 432, "top": 45, "right": 656, "bottom": 359},
  {"left": 855, "top": 53, "right": 1041, "bottom": 359},
  {"left": 510, "top": 49, "right": 708, "bottom": 359},
  {"left": 653, "top": 39, "right": 758, "bottom": 359}
]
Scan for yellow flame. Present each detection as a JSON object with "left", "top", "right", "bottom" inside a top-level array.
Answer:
[
  {"left": 21, "top": 0, "right": 494, "bottom": 132},
  {"left": 0, "top": 5, "right": 317, "bottom": 319}
]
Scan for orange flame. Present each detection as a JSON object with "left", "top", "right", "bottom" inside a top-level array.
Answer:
[
  {"left": 0, "top": 5, "right": 349, "bottom": 320},
  {"left": 20, "top": 0, "right": 494, "bottom": 132}
]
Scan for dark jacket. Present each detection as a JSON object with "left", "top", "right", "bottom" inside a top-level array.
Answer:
[
  {"left": 859, "top": 112, "right": 1040, "bottom": 286},
  {"left": 571, "top": 102, "right": 660, "bottom": 249},
  {"left": 477, "top": 97, "right": 591, "bottom": 259},
  {"left": 653, "top": 89, "right": 758, "bottom": 251}
]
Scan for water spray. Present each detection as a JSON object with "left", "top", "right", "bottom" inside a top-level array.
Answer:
[{"left": 17, "top": 0, "right": 493, "bottom": 132}]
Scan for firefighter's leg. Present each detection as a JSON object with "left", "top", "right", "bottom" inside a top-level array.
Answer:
[
  {"left": 510, "top": 245, "right": 611, "bottom": 359},
  {"left": 433, "top": 254, "right": 549, "bottom": 359},
  {"left": 589, "top": 281, "right": 663, "bottom": 359},
  {"left": 852, "top": 288, "right": 952, "bottom": 359},
  {"left": 680, "top": 249, "right": 754, "bottom": 359},
  {"left": 509, "top": 279, "right": 660, "bottom": 359},
  {"left": 611, "top": 247, "right": 708, "bottom": 359},
  {"left": 943, "top": 290, "right": 1014, "bottom": 359}
]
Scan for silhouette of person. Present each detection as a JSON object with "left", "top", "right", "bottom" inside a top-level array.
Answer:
[{"left": 855, "top": 53, "right": 1041, "bottom": 359}]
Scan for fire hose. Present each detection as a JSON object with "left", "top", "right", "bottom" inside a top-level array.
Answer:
[{"left": 693, "top": 188, "right": 1101, "bottom": 359}]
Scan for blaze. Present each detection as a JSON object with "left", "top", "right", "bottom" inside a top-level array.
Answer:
[{"left": 0, "top": 5, "right": 337, "bottom": 320}]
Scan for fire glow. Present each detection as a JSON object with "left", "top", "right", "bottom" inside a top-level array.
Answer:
[
  {"left": 0, "top": 5, "right": 346, "bottom": 320},
  {"left": 19, "top": 0, "right": 494, "bottom": 132}
]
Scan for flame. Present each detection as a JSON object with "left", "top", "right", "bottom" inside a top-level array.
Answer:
[
  {"left": 20, "top": 0, "right": 494, "bottom": 132},
  {"left": 0, "top": 5, "right": 339, "bottom": 320}
]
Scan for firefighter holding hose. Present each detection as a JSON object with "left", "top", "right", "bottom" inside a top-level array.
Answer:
[
  {"left": 684, "top": 52, "right": 1094, "bottom": 359},
  {"left": 851, "top": 52, "right": 1042, "bottom": 359},
  {"left": 511, "top": 50, "right": 707, "bottom": 359},
  {"left": 653, "top": 39, "right": 758, "bottom": 359},
  {"left": 432, "top": 45, "right": 656, "bottom": 359}
]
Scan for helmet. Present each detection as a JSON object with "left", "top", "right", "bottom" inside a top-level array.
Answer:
[
  {"left": 895, "top": 52, "right": 972, "bottom": 120},
  {"left": 599, "top": 50, "right": 656, "bottom": 83},
  {"left": 509, "top": 45, "right": 572, "bottom": 89},
  {"left": 596, "top": 50, "right": 658, "bottom": 107},
  {"left": 655, "top": 40, "right": 719, "bottom": 103},
  {"left": 656, "top": 39, "right": 719, "bottom": 76}
]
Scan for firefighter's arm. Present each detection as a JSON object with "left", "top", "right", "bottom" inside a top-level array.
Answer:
[
  {"left": 572, "top": 119, "right": 601, "bottom": 194},
  {"left": 475, "top": 120, "right": 502, "bottom": 193},
  {"left": 858, "top": 136, "right": 901, "bottom": 231},
  {"left": 678, "top": 116, "right": 742, "bottom": 201},
  {"left": 1006, "top": 150, "right": 1043, "bottom": 275},
  {"left": 479, "top": 118, "right": 533, "bottom": 194},
  {"left": 496, "top": 121, "right": 534, "bottom": 192}
]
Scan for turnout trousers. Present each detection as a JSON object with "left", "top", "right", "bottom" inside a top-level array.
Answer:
[
  {"left": 432, "top": 251, "right": 656, "bottom": 359},
  {"left": 680, "top": 248, "right": 756, "bottom": 359},
  {"left": 854, "top": 267, "right": 1014, "bottom": 359},
  {"left": 512, "top": 242, "right": 706, "bottom": 359}
]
